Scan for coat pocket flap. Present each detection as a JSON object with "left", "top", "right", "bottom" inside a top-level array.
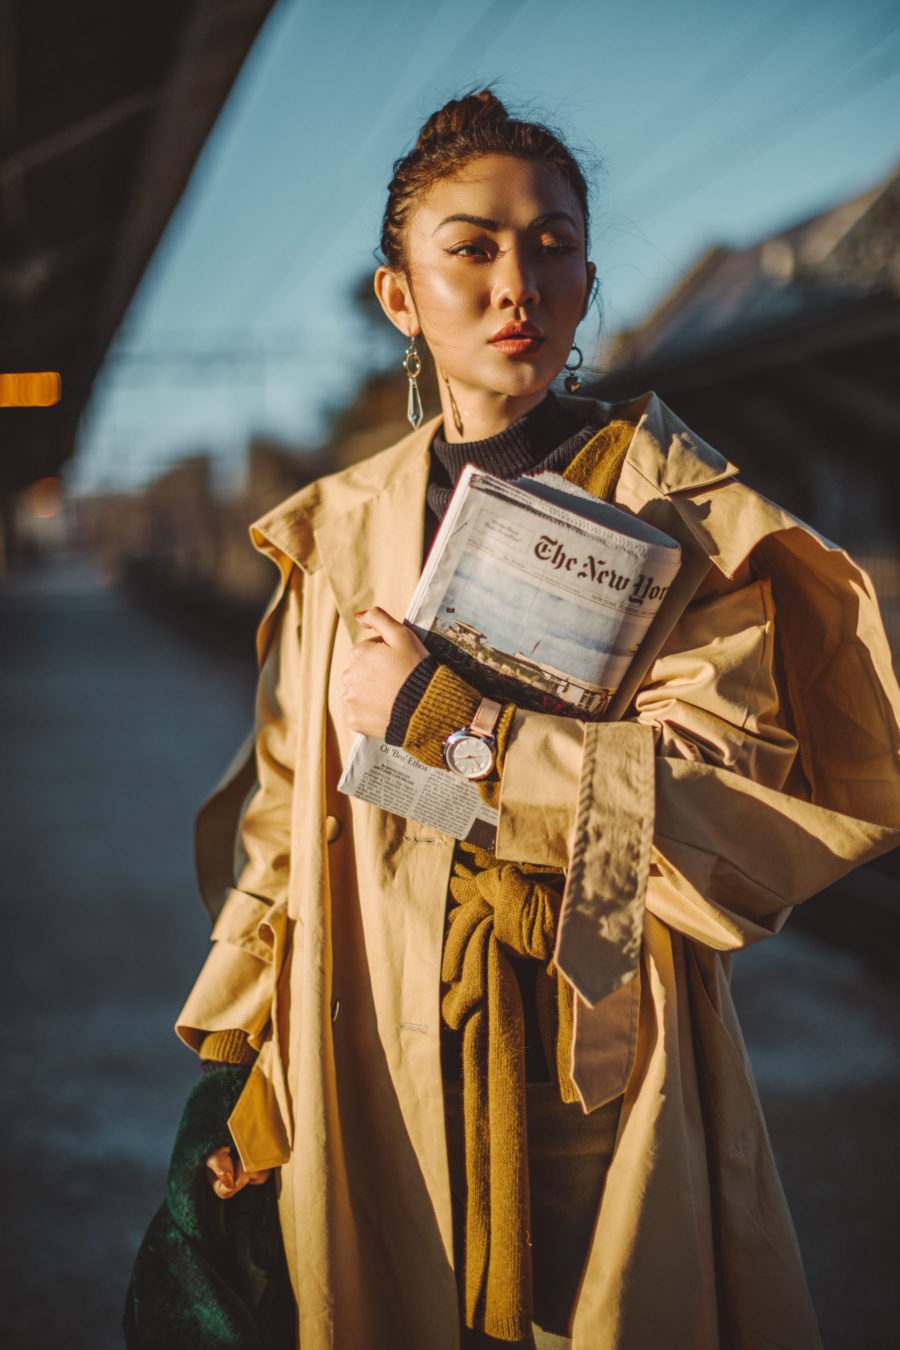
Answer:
[{"left": 211, "top": 888, "right": 284, "bottom": 963}]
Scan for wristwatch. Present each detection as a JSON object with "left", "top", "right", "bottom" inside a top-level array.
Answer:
[{"left": 443, "top": 697, "right": 502, "bottom": 780}]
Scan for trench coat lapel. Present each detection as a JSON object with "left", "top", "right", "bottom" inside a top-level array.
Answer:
[
  {"left": 604, "top": 393, "right": 737, "bottom": 719},
  {"left": 313, "top": 439, "right": 432, "bottom": 636}
]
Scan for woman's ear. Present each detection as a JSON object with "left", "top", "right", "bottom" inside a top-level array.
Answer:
[{"left": 374, "top": 267, "right": 418, "bottom": 336}]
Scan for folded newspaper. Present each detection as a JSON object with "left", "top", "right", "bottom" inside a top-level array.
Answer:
[{"left": 338, "top": 464, "right": 681, "bottom": 847}]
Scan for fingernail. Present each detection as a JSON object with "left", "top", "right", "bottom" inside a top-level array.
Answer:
[{"left": 354, "top": 610, "right": 367, "bottom": 618}]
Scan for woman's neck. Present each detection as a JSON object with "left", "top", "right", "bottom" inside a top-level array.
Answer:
[{"left": 436, "top": 384, "right": 550, "bottom": 444}]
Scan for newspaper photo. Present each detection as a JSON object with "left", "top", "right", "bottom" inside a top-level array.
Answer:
[{"left": 339, "top": 463, "right": 682, "bottom": 843}]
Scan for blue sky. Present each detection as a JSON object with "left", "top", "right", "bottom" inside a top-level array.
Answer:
[{"left": 71, "top": 0, "right": 900, "bottom": 493}]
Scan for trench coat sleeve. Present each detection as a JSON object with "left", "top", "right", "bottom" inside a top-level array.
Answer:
[
  {"left": 497, "top": 566, "right": 900, "bottom": 1007},
  {"left": 176, "top": 572, "right": 300, "bottom": 1053}
]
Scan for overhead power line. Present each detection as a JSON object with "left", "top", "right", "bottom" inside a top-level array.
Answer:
[
  {"left": 237, "top": 0, "right": 537, "bottom": 324},
  {"left": 612, "top": 0, "right": 823, "bottom": 192},
  {"left": 220, "top": 0, "right": 423, "bottom": 325},
  {"left": 621, "top": 11, "right": 900, "bottom": 225}
]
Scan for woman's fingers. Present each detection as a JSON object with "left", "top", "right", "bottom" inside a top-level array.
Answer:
[
  {"left": 342, "top": 607, "right": 429, "bottom": 737},
  {"left": 245, "top": 1167, "right": 272, "bottom": 1186},
  {"left": 205, "top": 1145, "right": 272, "bottom": 1199},
  {"left": 355, "top": 606, "right": 408, "bottom": 643},
  {"left": 206, "top": 1145, "right": 237, "bottom": 1197}
]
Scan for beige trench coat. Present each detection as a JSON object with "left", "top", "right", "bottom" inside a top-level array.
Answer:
[{"left": 177, "top": 392, "right": 900, "bottom": 1350}]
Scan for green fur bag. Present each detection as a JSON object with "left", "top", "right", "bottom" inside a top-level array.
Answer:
[{"left": 124, "top": 1067, "right": 295, "bottom": 1349}]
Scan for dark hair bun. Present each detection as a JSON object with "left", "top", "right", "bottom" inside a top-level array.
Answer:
[
  {"left": 415, "top": 89, "right": 508, "bottom": 151},
  {"left": 380, "top": 88, "right": 591, "bottom": 269}
]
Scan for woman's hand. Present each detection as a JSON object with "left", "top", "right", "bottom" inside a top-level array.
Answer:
[
  {"left": 342, "top": 607, "right": 429, "bottom": 738},
  {"left": 205, "top": 1145, "right": 272, "bottom": 1200}
]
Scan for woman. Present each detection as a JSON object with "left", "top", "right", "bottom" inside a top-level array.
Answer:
[{"left": 161, "top": 92, "right": 900, "bottom": 1348}]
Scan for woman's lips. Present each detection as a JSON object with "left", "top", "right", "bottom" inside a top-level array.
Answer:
[{"left": 489, "top": 335, "right": 545, "bottom": 356}]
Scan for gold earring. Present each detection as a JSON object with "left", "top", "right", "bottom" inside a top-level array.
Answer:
[
  {"left": 563, "top": 345, "right": 584, "bottom": 394},
  {"left": 440, "top": 367, "right": 464, "bottom": 438},
  {"left": 404, "top": 334, "right": 423, "bottom": 429}
]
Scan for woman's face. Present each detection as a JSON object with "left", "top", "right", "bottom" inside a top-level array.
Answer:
[{"left": 381, "top": 155, "right": 594, "bottom": 426}]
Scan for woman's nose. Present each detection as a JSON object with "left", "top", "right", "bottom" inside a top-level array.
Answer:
[{"left": 494, "top": 246, "right": 539, "bottom": 309}]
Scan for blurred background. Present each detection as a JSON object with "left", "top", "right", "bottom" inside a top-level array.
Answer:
[{"left": 1, "top": 0, "right": 899, "bottom": 1346}]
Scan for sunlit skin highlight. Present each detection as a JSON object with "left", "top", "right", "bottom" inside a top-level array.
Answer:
[{"left": 375, "top": 154, "right": 595, "bottom": 446}]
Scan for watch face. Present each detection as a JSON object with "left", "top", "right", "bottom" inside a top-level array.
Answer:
[{"left": 444, "top": 732, "right": 494, "bottom": 780}]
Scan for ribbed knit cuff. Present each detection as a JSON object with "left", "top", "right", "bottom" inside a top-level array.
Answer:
[
  {"left": 385, "top": 655, "right": 440, "bottom": 746},
  {"left": 403, "top": 664, "right": 484, "bottom": 770},
  {"left": 402, "top": 663, "right": 519, "bottom": 811},
  {"left": 199, "top": 1028, "right": 256, "bottom": 1069}
]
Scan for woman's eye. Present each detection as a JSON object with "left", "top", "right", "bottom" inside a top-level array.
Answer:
[
  {"left": 445, "top": 239, "right": 577, "bottom": 259},
  {"left": 446, "top": 242, "right": 491, "bottom": 259}
]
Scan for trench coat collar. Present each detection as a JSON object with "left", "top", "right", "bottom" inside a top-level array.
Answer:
[
  {"left": 250, "top": 418, "right": 437, "bottom": 636},
  {"left": 560, "top": 389, "right": 738, "bottom": 497},
  {"left": 249, "top": 392, "right": 740, "bottom": 630}
]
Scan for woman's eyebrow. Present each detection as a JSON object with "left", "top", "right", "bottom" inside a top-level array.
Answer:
[
  {"left": 433, "top": 213, "right": 497, "bottom": 234},
  {"left": 530, "top": 211, "right": 578, "bottom": 231},
  {"left": 432, "top": 210, "right": 578, "bottom": 235}
]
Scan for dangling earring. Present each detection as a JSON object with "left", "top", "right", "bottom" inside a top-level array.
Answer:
[
  {"left": 439, "top": 367, "right": 464, "bottom": 438},
  {"left": 404, "top": 333, "right": 424, "bottom": 429},
  {"left": 563, "top": 344, "right": 584, "bottom": 394}
]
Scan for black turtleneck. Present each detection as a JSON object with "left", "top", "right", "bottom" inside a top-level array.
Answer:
[
  {"left": 386, "top": 392, "right": 602, "bottom": 746},
  {"left": 424, "top": 391, "right": 599, "bottom": 552}
]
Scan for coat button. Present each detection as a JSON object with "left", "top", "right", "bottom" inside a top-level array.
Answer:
[{"left": 325, "top": 814, "right": 342, "bottom": 843}]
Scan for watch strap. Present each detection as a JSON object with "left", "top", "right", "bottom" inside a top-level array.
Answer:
[{"left": 469, "top": 696, "right": 502, "bottom": 738}]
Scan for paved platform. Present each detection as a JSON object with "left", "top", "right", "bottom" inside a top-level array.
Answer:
[{"left": 0, "top": 559, "right": 897, "bottom": 1349}]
